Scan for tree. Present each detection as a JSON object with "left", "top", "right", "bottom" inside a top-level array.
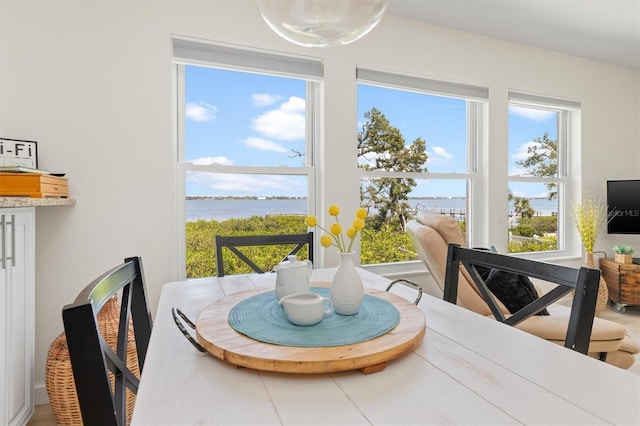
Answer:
[
  {"left": 508, "top": 193, "right": 535, "bottom": 226},
  {"left": 357, "top": 108, "right": 428, "bottom": 231},
  {"left": 515, "top": 132, "right": 558, "bottom": 199}
]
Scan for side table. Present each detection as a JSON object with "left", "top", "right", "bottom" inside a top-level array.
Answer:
[{"left": 599, "top": 258, "right": 640, "bottom": 313}]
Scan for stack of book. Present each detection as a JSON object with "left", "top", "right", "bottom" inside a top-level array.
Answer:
[{"left": 0, "top": 168, "right": 68, "bottom": 198}]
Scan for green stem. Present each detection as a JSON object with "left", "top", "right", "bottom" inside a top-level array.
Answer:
[{"left": 346, "top": 232, "right": 357, "bottom": 252}]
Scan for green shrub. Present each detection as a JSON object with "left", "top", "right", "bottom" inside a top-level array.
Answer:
[
  {"left": 186, "top": 214, "right": 557, "bottom": 278},
  {"left": 186, "top": 215, "right": 307, "bottom": 278},
  {"left": 360, "top": 226, "right": 416, "bottom": 265},
  {"left": 512, "top": 215, "right": 557, "bottom": 236},
  {"left": 508, "top": 235, "right": 557, "bottom": 253},
  {"left": 186, "top": 215, "right": 418, "bottom": 278},
  {"left": 511, "top": 224, "right": 535, "bottom": 237}
]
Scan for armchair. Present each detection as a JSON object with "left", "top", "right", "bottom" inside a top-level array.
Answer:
[{"left": 407, "top": 211, "right": 639, "bottom": 369}]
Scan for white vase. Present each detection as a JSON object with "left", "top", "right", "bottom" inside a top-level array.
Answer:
[{"left": 330, "top": 252, "right": 364, "bottom": 315}]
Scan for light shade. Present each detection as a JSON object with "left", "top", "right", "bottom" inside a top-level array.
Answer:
[{"left": 256, "top": 0, "right": 389, "bottom": 48}]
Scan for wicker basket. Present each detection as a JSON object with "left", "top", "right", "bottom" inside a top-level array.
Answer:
[
  {"left": 585, "top": 253, "right": 609, "bottom": 316},
  {"left": 46, "top": 296, "right": 139, "bottom": 425},
  {"left": 614, "top": 253, "right": 633, "bottom": 264}
]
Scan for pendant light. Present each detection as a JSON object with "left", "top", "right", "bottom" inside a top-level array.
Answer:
[{"left": 256, "top": 0, "right": 389, "bottom": 47}]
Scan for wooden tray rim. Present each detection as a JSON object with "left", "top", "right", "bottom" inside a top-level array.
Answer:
[{"left": 196, "top": 285, "right": 426, "bottom": 374}]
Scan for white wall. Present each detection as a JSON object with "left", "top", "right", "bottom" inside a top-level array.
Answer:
[{"left": 1, "top": 0, "right": 638, "bottom": 403}]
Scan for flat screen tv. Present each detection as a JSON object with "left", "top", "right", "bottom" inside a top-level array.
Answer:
[{"left": 607, "top": 179, "right": 640, "bottom": 234}]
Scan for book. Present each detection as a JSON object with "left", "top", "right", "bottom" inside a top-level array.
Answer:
[{"left": 0, "top": 165, "right": 51, "bottom": 175}]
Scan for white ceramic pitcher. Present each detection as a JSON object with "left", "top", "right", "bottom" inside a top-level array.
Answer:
[{"left": 273, "top": 255, "right": 312, "bottom": 301}]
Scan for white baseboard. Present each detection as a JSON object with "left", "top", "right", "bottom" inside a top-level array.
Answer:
[{"left": 34, "top": 384, "right": 50, "bottom": 406}]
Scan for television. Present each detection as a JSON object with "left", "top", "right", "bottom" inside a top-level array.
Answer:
[{"left": 607, "top": 179, "right": 640, "bottom": 234}]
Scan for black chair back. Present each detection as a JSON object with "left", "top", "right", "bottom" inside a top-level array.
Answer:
[
  {"left": 443, "top": 244, "right": 600, "bottom": 354},
  {"left": 62, "top": 256, "right": 152, "bottom": 426},
  {"left": 215, "top": 232, "right": 314, "bottom": 277}
]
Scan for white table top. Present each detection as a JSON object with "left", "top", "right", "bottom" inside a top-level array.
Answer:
[{"left": 132, "top": 268, "right": 640, "bottom": 425}]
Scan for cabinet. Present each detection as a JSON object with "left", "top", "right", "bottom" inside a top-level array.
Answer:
[
  {"left": 0, "top": 208, "right": 35, "bottom": 425},
  {"left": 599, "top": 258, "right": 640, "bottom": 314}
]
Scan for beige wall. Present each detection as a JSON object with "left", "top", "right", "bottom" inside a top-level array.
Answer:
[{"left": 1, "top": 0, "right": 638, "bottom": 403}]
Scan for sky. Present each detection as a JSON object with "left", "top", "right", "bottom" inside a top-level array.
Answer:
[{"left": 184, "top": 65, "right": 556, "bottom": 199}]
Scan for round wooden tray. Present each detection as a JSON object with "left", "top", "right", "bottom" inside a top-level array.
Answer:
[{"left": 196, "top": 285, "right": 426, "bottom": 374}]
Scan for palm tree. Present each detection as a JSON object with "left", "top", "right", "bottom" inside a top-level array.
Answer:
[{"left": 508, "top": 193, "right": 535, "bottom": 226}]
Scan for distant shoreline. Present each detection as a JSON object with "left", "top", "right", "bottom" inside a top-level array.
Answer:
[
  {"left": 186, "top": 195, "right": 307, "bottom": 200},
  {"left": 185, "top": 197, "right": 557, "bottom": 222},
  {"left": 185, "top": 195, "right": 551, "bottom": 201}
]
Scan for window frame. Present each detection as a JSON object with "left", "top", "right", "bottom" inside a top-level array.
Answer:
[
  {"left": 507, "top": 90, "right": 581, "bottom": 260},
  {"left": 172, "top": 38, "right": 322, "bottom": 279},
  {"left": 356, "top": 68, "right": 487, "bottom": 275}
]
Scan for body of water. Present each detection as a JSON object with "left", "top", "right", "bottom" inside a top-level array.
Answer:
[{"left": 186, "top": 198, "right": 558, "bottom": 222}]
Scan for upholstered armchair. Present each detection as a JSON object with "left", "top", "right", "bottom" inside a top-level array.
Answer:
[{"left": 407, "top": 211, "right": 640, "bottom": 369}]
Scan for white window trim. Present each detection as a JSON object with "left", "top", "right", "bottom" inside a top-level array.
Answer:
[
  {"left": 507, "top": 91, "right": 582, "bottom": 261},
  {"left": 173, "top": 38, "right": 322, "bottom": 279},
  {"left": 356, "top": 68, "right": 487, "bottom": 275}
]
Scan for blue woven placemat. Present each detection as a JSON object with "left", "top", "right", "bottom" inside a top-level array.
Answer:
[{"left": 228, "top": 287, "right": 400, "bottom": 347}]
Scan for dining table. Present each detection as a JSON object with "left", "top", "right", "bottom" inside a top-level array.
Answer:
[{"left": 132, "top": 267, "right": 640, "bottom": 425}]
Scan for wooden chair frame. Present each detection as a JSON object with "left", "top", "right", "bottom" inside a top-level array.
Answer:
[
  {"left": 443, "top": 244, "right": 601, "bottom": 355},
  {"left": 62, "top": 256, "right": 153, "bottom": 426},
  {"left": 215, "top": 232, "right": 314, "bottom": 277}
]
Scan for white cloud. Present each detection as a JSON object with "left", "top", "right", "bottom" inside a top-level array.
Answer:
[
  {"left": 510, "top": 142, "right": 535, "bottom": 176},
  {"left": 251, "top": 93, "right": 283, "bottom": 107},
  {"left": 426, "top": 145, "right": 453, "bottom": 165},
  {"left": 244, "top": 137, "right": 288, "bottom": 153},
  {"left": 189, "top": 156, "right": 234, "bottom": 166},
  {"left": 512, "top": 141, "right": 538, "bottom": 161},
  {"left": 510, "top": 139, "right": 553, "bottom": 176},
  {"left": 431, "top": 146, "right": 453, "bottom": 160},
  {"left": 512, "top": 140, "right": 552, "bottom": 161},
  {"left": 185, "top": 102, "right": 217, "bottom": 122},
  {"left": 252, "top": 96, "right": 305, "bottom": 141},
  {"left": 187, "top": 173, "right": 298, "bottom": 193},
  {"left": 280, "top": 96, "right": 305, "bottom": 113},
  {"left": 509, "top": 105, "right": 555, "bottom": 121},
  {"left": 508, "top": 165, "right": 530, "bottom": 176},
  {"left": 357, "top": 151, "right": 389, "bottom": 168}
]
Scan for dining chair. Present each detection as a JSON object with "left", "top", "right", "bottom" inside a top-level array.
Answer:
[
  {"left": 444, "top": 243, "right": 600, "bottom": 354},
  {"left": 215, "top": 232, "right": 314, "bottom": 277},
  {"left": 62, "top": 256, "right": 153, "bottom": 426}
]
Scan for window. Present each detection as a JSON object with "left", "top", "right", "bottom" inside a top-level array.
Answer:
[
  {"left": 356, "top": 69, "right": 487, "bottom": 266},
  {"left": 508, "top": 91, "right": 580, "bottom": 255},
  {"left": 173, "top": 38, "right": 322, "bottom": 278}
]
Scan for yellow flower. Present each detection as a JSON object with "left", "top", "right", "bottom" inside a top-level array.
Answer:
[
  {"left": 305, "top": 205, "right": 368, "bottom": 253},
  {"left": 320, "top": 235, "right": 333, "bottom": 247},
  {"left": 570, "top": 196, "right": 607, "bottom": 253}
]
